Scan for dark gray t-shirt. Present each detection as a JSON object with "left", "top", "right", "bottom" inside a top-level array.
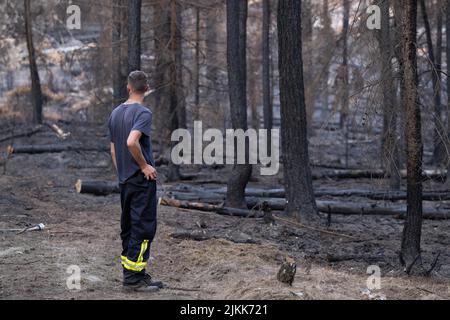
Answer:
[{"left": 108, "top": 103, "right": 155, "bottom": 184}]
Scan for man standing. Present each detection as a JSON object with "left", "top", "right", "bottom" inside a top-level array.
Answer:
[{"left": 109, "top": 71, "right": 163, "bottom": 292}]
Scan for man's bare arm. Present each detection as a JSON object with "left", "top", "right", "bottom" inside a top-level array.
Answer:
[
  {"left": 110, "top": 142, "right": 117, "bottom": 171},
  {"left": 127, "top": 130, "right": 157, "bottom": 180}
]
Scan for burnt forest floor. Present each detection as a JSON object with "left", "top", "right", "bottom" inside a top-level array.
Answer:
[{"left": 0, "top": 121, "right": 449, "bottom": 300}]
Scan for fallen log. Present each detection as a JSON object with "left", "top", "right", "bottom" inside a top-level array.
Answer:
[
  {"left": 75, "top": 176, "right": 188, "bottom": 196},
  {"left": 74, "top": 180, "right": 450, "bottom": 220},
  {"left": 161, "top": 198, "right": 358, "bottom": 239},
  {"left": 312, "top": 169, "right": 446, "bottom": 181},
  {"left": 314, "top": 189, "right": 450, "bottom": 201},
  {"left": 159, "top": 197, "right": 263, "bottom": 218},
  {"left": 166, "top": 191, "right": 225, "bottom": 202},
  {"left": 247, "top": 198, "right": 449, "bottom": 219},
  {"left": 0, "top": 125, "right": 43, "bottom": 143},
  {"left": 174, "top": 186, "right": 450, "bottom": 201},
  {"left": 162, "top": 194, "right": 449, "bottom": 220},
  {"left": 8, "top": 144, "right": 110, "bottom": 155},
  {"left": 285, "top": 168, "right": 384, "bottom": 180},
  {"left": 75, "top": 180, "right": 119, "bottom": 196}
]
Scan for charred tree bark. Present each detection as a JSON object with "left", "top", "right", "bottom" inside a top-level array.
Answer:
[
  {"left": 166, "top": 0, "right": 184, "bottom": 182},
  {"left": 399, "top": 0, "right": 424, "bottom": 273},
  {"left": 194, "top": 7, "right": 201, "bottom": 116},
  {"left": 302, "top": 0, "right": 314, "bottom": 129},
  {"left": 225, "top": 0, "right": 252, "bottom": 208},
  {"left": 153, "top": 1, "right": 171, "bottom": 150},
  {"left": 379, "top": 0, "right": 401, "bottom": 190},
  {"left": 24, "top": 0, "right": 44, "bottom": 124},
  {"left": 262, "top": 0, "right": 272, "bottom": 150},
  {"left": 153, "top": 0, "right": 183, "bottom": 181},
  {"left": 419, "top": 0, "right": 445, "bottom": 165},
  {"left": 112, "top": 0, "right": 128, "bottom": 105},
  {"left": 127, "top": 0, "right": 142, "bottom": 73},
  {"left": 320, "top": 0, "right": 332, "bottom": 112},
  {"left": 277, "top": 0, "right": 318, "bottom": 222},
  {"left": 340, "top": 0, "right": 350, "bottom": 129},
  {"left": 175, "top": 3, "right": 186, "bottom": 131},
  {"left": 393, "top": 1, "right": 407, "bottom": 172},
  {"left": 446, "top": 0, "right": 450, "bottom": 185},
  {"left": 206, "top": 6, "right": 219, "bottom": 101}
]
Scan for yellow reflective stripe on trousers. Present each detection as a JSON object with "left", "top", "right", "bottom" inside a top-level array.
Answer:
[
  {"left": 121, "top": 260, "right": 145, "bottom": 271},
  {"left": 120, "top": 240, "right": 149, "bottom": 272},
  {"left": 138, "top": 240, "right": 149, "bottom": 263}
]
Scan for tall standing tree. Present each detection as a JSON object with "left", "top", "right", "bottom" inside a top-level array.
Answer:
[
  {"left": 206, "top": 6, "right": 220, "bottom": 102},
  {"left": 193, "top": 6, "right": 201, "bottom": 115},
  {"left": 128, "top": 0, "right": 142, "bottom": 73},
  {"left": 399, "top": 0, "right": 424, "bottom": 273},
  {"left": 319, "top": 0, "right": 333, "bottom": 111},
  {"left": 112, "top": 0, "right": 128, "bottom": 105},
  {"left": 302, "top": 0, "right": 314, "bottom": 127},
  {"left": 153, "top": 0, "right": 184, "bottom": 181},
  {"left": 340, "top": 0, "right": 350, "bottom": 129},
  {"left": 446, "top": 0, "right": 450, "bottom": 185},
  {"left": 173, "top": 0, "right": 186, "bottom": 131},
  {"left": 225, "top": 0, "right": 252, "bottom": 208},
  {"left": 166, "top": 0, "right": 185, "bottom": 181},
  {"left": 379, "top": 0, "right": 401, "bottom": 190},
  {"left": 24, "top": 0, "right": 43, "bottom": 124},
  {"left": 262, "top": 0, "right": 272, "bottom": 149},
  {"left": 393, "top": 0, "right": 407, "bottom": 169},
  {"left": 278, "top": 0, "right": 318, "bottom": 222},
  {"left": 419, "top": 0, "right": 445, "bottom": 165}
]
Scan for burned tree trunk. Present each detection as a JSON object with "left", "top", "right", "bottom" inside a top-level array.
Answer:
[
  {"left": 277, "top": 0, "right": 318, "bottom": 221},
  {"left": 393, "top": 0, "right": 407, "bottom": 172},
  {"left": 419, "top": 0, "right": 445, "bottom": 165},
  {"left": 302, "top": 0, "right": 315, "bottom": 129},
  {"left": 379, "top": 0, "right": 401, "bottom": 190},
  {"left": 166, "top": 0, "right": 184, "bottom": 181},
  {"left": 174, "top": 1, "right": 186, "bottom": 131},
  {"left": 24, "top": 0, "right": 44, "bottom": 124},
  {"left": 127, "top": 0, "right": 142, "bottom": 73},
  {"left": 446, "top": 0, "right": 450, "bottom": 186},
  {"left": 194, "top": 7, "right": 201, "bottom": 115},
  {"left": 225, "top": 0, "right": 252, "bottom": 208},
  {"left": 262, "top": 0, "right": 273, "bottom": 149},
  {"left": 320, "top": 0, "right": 332, "bottom": 111},
  {"left": 152, "top": 0, "right": 183, "bottom": 182},
  {"left": 399, "top": 0, "right": 424, "bottom": 273},
  {"left": 206, "top": 6, "right": 219, "bottom": 101},
  {"left": 153, "top": 1, "right": 171, "bottom": 150},
  {"left": 340, "top": 0, "right": 350, "bottom": 129},
  {"left": 112, "top": 0, "right": 128, "bottom": 105}
]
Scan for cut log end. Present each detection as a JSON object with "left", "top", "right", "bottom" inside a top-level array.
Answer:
[
  {"left": 7, "top": 145, "right": 14, "bottom": 155},
  {"left": 75, "top": 179, "right": 82, "bottom": 193},
  {"left": 74, "top": 180, "right": 120, "bottom": 196}
]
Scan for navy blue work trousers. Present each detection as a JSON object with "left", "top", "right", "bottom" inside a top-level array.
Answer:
[{"left": 119, "top": 171, "right": 157, "bottom": 285}]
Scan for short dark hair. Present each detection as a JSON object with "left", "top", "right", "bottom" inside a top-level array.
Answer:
[{"left": 128, "top": 71, "right": 148, "bottom": 93}]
